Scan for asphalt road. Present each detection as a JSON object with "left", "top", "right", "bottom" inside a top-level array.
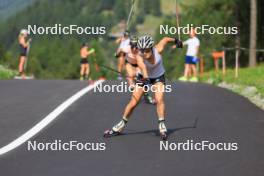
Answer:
[{"left": 0, "top": 80, "right": 263, "bottom": 176}]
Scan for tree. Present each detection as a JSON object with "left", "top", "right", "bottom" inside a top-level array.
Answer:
[{"left": 249, "top": 0, "right": 257, "bottom": 67}]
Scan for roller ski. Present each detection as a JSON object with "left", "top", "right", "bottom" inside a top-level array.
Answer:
[
  {"left": 159, "top": 131, "right": 168, "bottom": 141},
  {"left": 103, "top": 119, "right": 127, "bottom": 138},
  {"left": 103, "top": 129, "right": 122, "bottom": 138},
  {"left": 159, "top": 120, "right": 168, "bottom": 141}
]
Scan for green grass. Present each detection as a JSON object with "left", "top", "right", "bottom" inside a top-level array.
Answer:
[
  {"left": 200, "top": 64, "right": 264, "bottom": 96},
  {"left": 0, "top": 65, "right": 16, "bottom": 79}
]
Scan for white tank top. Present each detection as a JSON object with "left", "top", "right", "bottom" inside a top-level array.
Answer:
[
  {"left": 122, "top": 45, "right": 137, "bottom": 64},
  {"left": 143, "top": 48, "right": 165, "bottom": 78},
  {"left": 118, "top": 38, "right": 130, "bottom": 50}
]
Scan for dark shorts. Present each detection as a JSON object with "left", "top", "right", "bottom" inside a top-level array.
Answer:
[
  {"left": 125, "top": 59, "right": 138, "bottom": 67},
  {"left": 80, "top": 58, "right": 89, "bottom": 64},
  {"left": 20, "top": 45, "right": 27, "bottom": 56},
  {"left": 149, "top": 74, "right": 166, "bottom": 85},
  {"left": 136, "top": 74, "right": 166, "bottom": 86},
  {"left": 185, "top": 55, "right": 198, "bottom": 65}
]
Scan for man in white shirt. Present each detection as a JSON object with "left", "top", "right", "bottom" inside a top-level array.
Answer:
[{"left": 179, "top": 28, "right": 200, "bottom": 82}]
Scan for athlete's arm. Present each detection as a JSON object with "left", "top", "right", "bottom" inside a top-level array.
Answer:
[
  {"left": 88, "top": 48, "right": 95, "bottom": 55},
  {"left": 172, "top": 39, "right": 186, "bottom": 49},
  {"left": 19, "top": 36, "right": 28, "bottom": 48},
  {"left": 115, "top": 37, "right": 122, "bottom": 44},
  {"left": 136, "top": 55, "right": 148, "bottom": 79},
  {"left": 155, "top": 37, "right": 176, "bottom": 54},
  {"left": 84, "top": 49, "right": 89, "bottom": 56},
  {"left": 115, "top": 45, "right": 128, "bottom": 58}
]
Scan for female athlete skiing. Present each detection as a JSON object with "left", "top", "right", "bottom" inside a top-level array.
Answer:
[{"left": 104, "top": 35, "right": 182, "bottom": 140}]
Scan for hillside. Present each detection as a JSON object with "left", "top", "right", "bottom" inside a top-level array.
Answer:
[
  {"left": 0, "top": 0, "right": 263, "bottom": 80},
  {"left": 0, "top": 0, "right": 163, "bottom": 79},
  {"left": 0, "top": 0, "right": 37, "bottom": 22}
]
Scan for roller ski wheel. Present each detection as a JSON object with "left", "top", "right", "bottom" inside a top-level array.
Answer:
[
  {"left": 103, "top": 129, "right": 121, "bottom": 138},
  {"left": 160, "top": 131, "right": 167, "bottom": 141}
]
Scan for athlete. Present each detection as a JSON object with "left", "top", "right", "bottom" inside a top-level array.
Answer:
[
  {"left": 80, "top": 43, "right": 95, "bottom": 81},
  {"left": 178, "top": 28, "right": 200, "bottom": 82},
  {"left": 18, "top": 29, "right": 31, "bottom": 78},
  {"left": 115, "top": 30, "right": 130, "bottom": 80},
  {"left": 104, "top": 35, "right": 182, "bottom": 140},
  {"left": 120, "top": 35, "right": 155, "bottom": 104}
]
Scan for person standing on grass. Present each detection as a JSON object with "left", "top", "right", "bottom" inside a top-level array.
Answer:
[
  {"left": 104, "top": 35, "right": 182, "bottom": 140},
  {"left": 80, "top": 43, "right": 95, "bottom": 81},
  {"left": 178, "top": 28, "right": 200, "bottom": 82},
  {"left": 18, "top": 29, "right": 31, "bottom": 79}
]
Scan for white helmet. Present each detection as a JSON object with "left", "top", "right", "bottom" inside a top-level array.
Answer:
[
  {"left": 137, "top": 35, "right": 154, "bottom": 49},
  {"left": 20, "top": 29, "right": 28, "bottom": 35}
]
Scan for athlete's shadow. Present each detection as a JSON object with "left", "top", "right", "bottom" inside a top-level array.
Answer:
[{"left": 124, "top": 117, "right": 199, "bottom": 138}]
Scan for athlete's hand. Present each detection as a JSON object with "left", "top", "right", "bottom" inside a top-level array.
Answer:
[
  {"left": 88, "top": 48, "right": 95, "bottom": 55},
  {"left": 135, "top": 78, "right": 150, "bottom": 87},
  {"left": 114, "top": 52, "right": 120, "bottom": 58},
  {"left": 143, "top": 78, "right": 152, "bottom": 91},
  {"left": 143, "top": 78, "right": 151, "bottom": 88},
  {"left": 174, "top": 38, "right": 183, "bottom": 48},
  {"left": 143, "top": 78, "right": 151, "bottom": 85}
]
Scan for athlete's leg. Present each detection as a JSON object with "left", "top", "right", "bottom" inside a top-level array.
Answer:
[
  {"left": 18, "top": 56, "right": 26, "bottom": 76},
  {"left": 80, "top": 64, "right": 85, "bottom": 80},
  {"left": 188, "top": 66, "right": 192, "bottom": 77},
  {"left": 111, "top": 85, "right": 144, "bottom": 133},
  {"left": 153, "top": 82, "right": 167, "bottom": 139},
  {"left": 123, "top": 85, "right": 144, "bottom": 119},
  {"left": 118, "top": 55, "right": 125, "bottom": 73},
  {"left": 85, "top": 64, "right": 90, "bottom": 80},
  {"left": 125, "top": 63, "right": 136, "bottom": 86},
  {"left": 153, "top": 82, "right": 165, "bottom": 120},
  {"left": 117, "top": 54, "right": 125, "bottom": 80},
  {"left": 184, "top": 64, "right": 190, "bottom": 78},
  {"left": 179, "top": 63, "right": 189, "bottom": 81},
  {"left": 189, "top": 64, "right": 198, "bottom": 82},
  {"left": 191, "top": 64, "right": 197, "bottom": 77}
]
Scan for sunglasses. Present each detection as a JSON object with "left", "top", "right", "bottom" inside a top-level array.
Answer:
[
  {"left": 140, "top": 48, "right": 152, "bottom": 54},
  {"left": 131, "top": 45, "right": 138, "bottom": 49}
]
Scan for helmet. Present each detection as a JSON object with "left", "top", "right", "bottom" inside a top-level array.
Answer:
[
  {"left": 20, "top": 29, "right": 28, "bottom": 35},
  {"left": 123, "top": 30, "right": 130, "bottom": 37},
  {"left": 129, "top": 36, "right": 138, "bottom": 47},
  {"left": 137, "top": 35, "right": 154, "bottom": 49}
]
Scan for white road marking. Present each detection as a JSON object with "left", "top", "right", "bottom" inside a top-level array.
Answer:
[{"left": 0, "top": 80, "right": 104, "bottom": 155}]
